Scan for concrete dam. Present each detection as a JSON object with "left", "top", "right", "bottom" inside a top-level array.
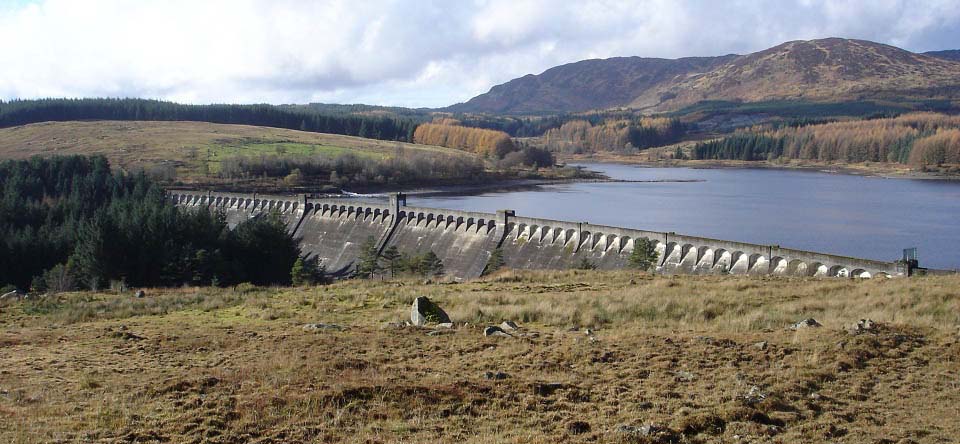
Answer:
[{"left": 170, "top": 191, "right": 909, "bottom": 280}]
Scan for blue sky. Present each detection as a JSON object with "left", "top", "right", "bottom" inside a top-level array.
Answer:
[{"left": 1, "top": 0, "right": 959, "bottom": 107}]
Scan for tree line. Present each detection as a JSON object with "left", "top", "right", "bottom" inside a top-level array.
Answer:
[
  {"left": 413, "top": 122, "right": 517, "bottom": 158},
  {"left": 692, "top": 112, "right": 960, "bottom": 166},
  {"left": 0, "top": 155, "right": 304, "bottom": 292},
  {"left": 0, "top": 98, "right": 419, "bottom": 142},
  {"left": 542, "top": 117, "right": 687, "bottom": 154},
  {"left": 219, "top": 151, "right": 487, "bottom": 188}
]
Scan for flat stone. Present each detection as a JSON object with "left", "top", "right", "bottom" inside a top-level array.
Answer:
[
  {"left": 790, "top": 318, "right": 822, "bottom": 330},
  {"left": 499, "top": 320, "right": 519, "bottom": 331},
  {"left": 436, "top": 322, "right": 454, "bottom": 329},
  {"left": 484, "top": 326, "right": 512, "bottom": 337},
  {"left": 302, "top": 323, "right": 344, "bottom": 331}
]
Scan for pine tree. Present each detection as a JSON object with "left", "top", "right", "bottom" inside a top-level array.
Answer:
[
  {"left": 291, "top": 257, "right": 309, "bottom": 286},
  {"left": 356, "top": 236, "right": 381, "bottom": 278},
  {"left": 482, "top": 248, "right": 505, "bottom": 276},
  {"left": 575, "top": 258, "right": 596, "bottom": 270},
  {"left": 381, "top": 246, "right": 402, "bottom": 277},
  {"left": 419, "top": 251, "right": 444, "bottom": 277},
  {"left": 628, "top": 238, "right": 658, "bottom": 271}
]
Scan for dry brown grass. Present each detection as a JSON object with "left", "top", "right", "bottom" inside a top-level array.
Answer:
[{"left": 1, "top": 271, "right": 958, "bottom": 443}]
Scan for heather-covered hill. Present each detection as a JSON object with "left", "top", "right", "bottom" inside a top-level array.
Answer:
[{"left": 455, "top": 38, "right": 960, "bottom": 114}]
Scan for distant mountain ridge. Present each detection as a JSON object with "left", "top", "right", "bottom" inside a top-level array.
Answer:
[
  {"left": 925, "top": 49, "right": 960, "bottom": 62},
  {"left": 450, "top": 38, "right": 960, "bottom": 114}
]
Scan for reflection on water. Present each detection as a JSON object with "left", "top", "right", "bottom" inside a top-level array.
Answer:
[{"left": 410, "top": 164, "right": 960, "bottom": 270}]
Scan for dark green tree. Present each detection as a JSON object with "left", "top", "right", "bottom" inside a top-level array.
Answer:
[
  {"left": 356, "top": 236, "right": 382, "bottom": 278},
  {"left": 575, "top": 258, "right": 597, "bottom": 270},
  {"left": 419, "top": 251, "right": 444, "bottom": 277},
  {"left": 380, "top": 245, "right": 403, "bottom": 277},
  {"left": 628, "top": 238, "right": 658, "bottom": 271},
  {"left": 482, "top": 248, "right": 506, "bottom": 276}
]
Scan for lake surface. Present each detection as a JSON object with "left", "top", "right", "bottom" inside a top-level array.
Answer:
[{"left": 409, "top": 164, "right": 960, "bottom": 270}]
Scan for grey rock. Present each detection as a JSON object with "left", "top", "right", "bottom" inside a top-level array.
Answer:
[
  {"left": 674, "top": 370, "right": 696, "bottom": 382},
  {"left": 754, "top": 341, "right": 768, "bottom": 350},
  {"left": 741, "top": 385, "right": 767, "bottom": 405},
  {"left": 499, "top": 320, "right": 519, "bottom": 331},
  {"left": 426, "top": 330, "right": 451, "bottom": 336},
  {"left": 410, "top": 296, "right": 450, "bottom": 326},
  {"left": 790, "top": 318, "right": 822, "bottom": 330},
  {"left": 848, "top": 318, "right": 879, "bottom": 335},
  {"left": 484, "top": 326, "right": 512, "bottom": 337},
  {"left": 302, "top": 323, "right": 344, "bottom": 331},
  {"left": 135, "top": 290, "right": 146, "bottom": 298},
  {"left": 615, "top": 424, "right": 678, "bottom": 442}
]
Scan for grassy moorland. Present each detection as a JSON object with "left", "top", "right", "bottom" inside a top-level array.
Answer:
[
  {"left": 2, "top": 271, "right": 958, "bottom": 443},
  {"left": 0, "top": 120, "right": 464, "bottom": 181}
]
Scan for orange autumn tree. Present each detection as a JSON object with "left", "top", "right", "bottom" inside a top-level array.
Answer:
[{"left": 413, "top": 122, "right": 516, "bottom": 158}]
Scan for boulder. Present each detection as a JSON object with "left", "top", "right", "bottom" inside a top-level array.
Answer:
[
  {"left": 483, "top": 326, "right": 512, "bottom": 337},
  {"left": 499, "top": 320, "right": 519, "bottom": 331},
  {"left": 790, "top": 318, "right": 821, "bottom": 330},
  {"left": 847, "top": 318, "right": 879, "bottom": 335},
  {"left": 410, "top": 296, "right": 450, "bottom": 326}
]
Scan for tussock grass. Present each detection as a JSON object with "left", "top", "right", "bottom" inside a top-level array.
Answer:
[{"left": 1, "top": 270, "right": 958, "bottom": 443}]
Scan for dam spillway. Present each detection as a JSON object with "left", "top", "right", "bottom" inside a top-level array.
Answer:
[{"left": 170, "top": 191, "right": 909, "bottom": 279}]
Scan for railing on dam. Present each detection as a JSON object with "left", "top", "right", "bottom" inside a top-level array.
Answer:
[{"left": 169, "top": 190, "right": 910, "bottom": 279}]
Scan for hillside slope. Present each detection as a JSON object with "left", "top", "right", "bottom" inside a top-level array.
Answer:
[
  {"left": 633, "top": 38, "right": 960, "bottom": 111},
  {"left": 0, "top": 120, "right": 470, "bottom": 181},
  {"left": 448, "top": 55, "right": 734, "bottom": 114},
  {"left": 925, "top": 49, "right": 960, "bottom": 62},
  {"left": 455, "top": 38, "right": 960, "bottom": 114}
]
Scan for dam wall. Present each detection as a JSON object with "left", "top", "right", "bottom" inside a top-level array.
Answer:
[{"left": 170, "top": 191, "right": 908, "bottom": 280}]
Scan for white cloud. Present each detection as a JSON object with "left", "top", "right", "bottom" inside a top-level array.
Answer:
[{"left": 0, "top": 0, "right": 958, "bottom": 107}]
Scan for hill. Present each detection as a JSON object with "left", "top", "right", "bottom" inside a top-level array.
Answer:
[
  {"left": 2, "top": 270, "right": 959, "bottom": 442},
  {"left": 925, "top": 49, "right": 960, "bottom": 62},
  {"left": 454, "top": 38, "right": 960, "bottom": 114},
  {"left": 448, "top": 55, "right": 735, "bottom": 114},
  {"left": 0, "top": 120, "right": 472, "bottom": 185}
]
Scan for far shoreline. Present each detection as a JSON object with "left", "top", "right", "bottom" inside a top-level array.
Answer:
[{"left": 558, "top": 154, "right": 960, "bottom": 181}]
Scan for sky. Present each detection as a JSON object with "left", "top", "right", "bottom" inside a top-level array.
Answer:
[{"left": 1, "top": 0, "right": 959, "bottom": 108}]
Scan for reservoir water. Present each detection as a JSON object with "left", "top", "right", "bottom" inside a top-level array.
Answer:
[{"left": 409, "top": 164, "right": 960, "bottom": 270}]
